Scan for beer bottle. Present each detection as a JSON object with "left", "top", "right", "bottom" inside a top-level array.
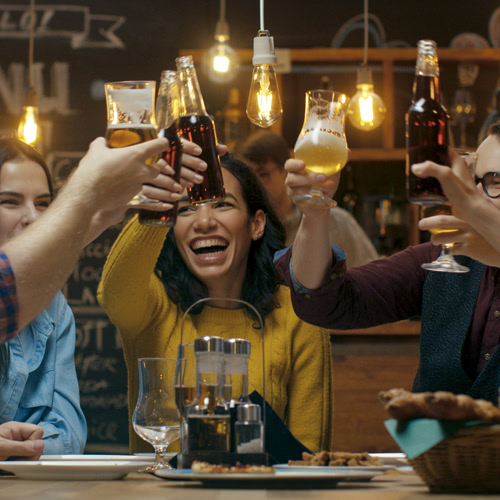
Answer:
[
  {"left": 406, "top": 40, "right": 450, "bottom": 206},
  {"left": 175, "top": 55, "right": 225, "bottom": 204},
  {"left": 139, "top": 70, "right": 183, "bottom": 227}
]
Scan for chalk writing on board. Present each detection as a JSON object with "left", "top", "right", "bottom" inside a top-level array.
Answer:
[{"left": 0, "top": 4, "right": 126, "bottom": 49}]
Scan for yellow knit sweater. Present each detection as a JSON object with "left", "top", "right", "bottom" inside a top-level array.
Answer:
[{"left": 97, "top": 216, "right": 332, "bottom": 453}]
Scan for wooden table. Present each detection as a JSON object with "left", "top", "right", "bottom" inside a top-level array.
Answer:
[{"left": 0, "top": 470, "right": 495, "bottom": 500}]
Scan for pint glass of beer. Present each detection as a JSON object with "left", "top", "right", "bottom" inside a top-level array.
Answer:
[{"left": 104, "top": 80, "right": 160, "bottom": 205}]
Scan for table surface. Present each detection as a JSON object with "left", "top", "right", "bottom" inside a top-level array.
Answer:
[{"left": 0, "top": 469, "right": 496, "bottom": 500}]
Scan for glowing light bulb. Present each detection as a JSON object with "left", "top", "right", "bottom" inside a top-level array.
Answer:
[
  {"left": 18, "top": 105, "right": 39, "bottom": 145},
  {"left": 348, "top": 66, "right": 386, "bottom": 131},
  {"left": 204, "top": 19, "right": 240, "bottom": 84},
  {"left": 246, "top": 32, "right": 282, "bottom": 128}
]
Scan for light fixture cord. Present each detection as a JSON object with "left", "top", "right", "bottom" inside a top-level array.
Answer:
[
  {"left": 259, "top": 0, "right": 265, "bottom": 31},
  {"left": 28, "top": 0, "right": 35, "bottom": 88},
  {"left": 219, "top": 0, "right": 226, "bottom": 22},
  {"left": 363, "top": 0, "right": 368, "bottom": 66}
]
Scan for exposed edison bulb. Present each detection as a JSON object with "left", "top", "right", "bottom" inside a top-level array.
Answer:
[
  {"left": 246, "top": 32, "right": 282, "bottom": 128},
  {"left": 204, "top": 41, "right": 240, "bottom": 84},
  {"left": 348, "top": 66, "right": 386, "bottom": 131},
  {"left": 204, "top": 19, "right": 240, "bottom": 84},
  {"left": 18, "top": 105, "right": 39, "bottom": 145}
]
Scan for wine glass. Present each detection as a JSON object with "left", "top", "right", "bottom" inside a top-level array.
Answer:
[
  {"left": 420, "top": 150, "right": 477, "bottom": 273},
  {"left": 420, "top": 204, "right": 469, "bottom": 273},
  {"left": 174, "top": 344, "right": 197, "bottom": 453},
  {"left": 293, "top": 89, "right": 350, "bottom": 208},
  {"left": 104, "top": 80, "right": 161, "bottom": 206},
  {"left": 132, "top": 358, "right": 180, "bottom": 471}
]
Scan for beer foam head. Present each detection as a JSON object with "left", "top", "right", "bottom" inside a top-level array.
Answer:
[{"left": 107, "top": 88, "right": 154, "bottom": 124}]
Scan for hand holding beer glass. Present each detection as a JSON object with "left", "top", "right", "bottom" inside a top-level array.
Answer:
[
  {"left": 105, "top": 80, "right": 161, "bottom": 205},
  {"left": 418, "top": 150, "right": 477, "bottom": 273},
  {"left": 293, "top": 90, "right": 350, "bottom": 208}
]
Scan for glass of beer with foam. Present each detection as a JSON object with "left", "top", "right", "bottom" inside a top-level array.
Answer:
[
  {"left": 293, "top": 89, "right": 350, "bottom": 208},
  {"left": 105, "top": 80, "right": 160, "bottom": 205}
]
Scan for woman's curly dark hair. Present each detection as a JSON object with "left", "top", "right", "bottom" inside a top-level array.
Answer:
[{"left": 154, "top": 155, "right": 286, "bottom": 325}]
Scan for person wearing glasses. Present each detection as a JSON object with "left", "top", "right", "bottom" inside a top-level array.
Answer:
[
  {"left": 274, "top": 120, "right": 500, "bottom": 405},
  {"left": 414, "top": 120, "right": 500, "bottom": 267}
]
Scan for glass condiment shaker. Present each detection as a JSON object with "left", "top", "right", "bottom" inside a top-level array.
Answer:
[
  {"left": 186, "top": 336, "right": 230, "bottom": 452},
  {"left": 235, "top": 403, "right": 264, "bottom": 454},
  {"left": 224, "top": 338, "right": 251, "bottom": 451}
]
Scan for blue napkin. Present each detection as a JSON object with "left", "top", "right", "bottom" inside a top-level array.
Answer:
[{"left": 384, "top": 418, "right": 496, "bottom": 459}]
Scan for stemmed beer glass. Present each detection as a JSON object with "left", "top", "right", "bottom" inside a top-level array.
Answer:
[
  {"left": 132, "top": 358, "right": 180, "bottom": 471},
  {"left": 104, "top": 80, "right": 161, "bottom": 206},
  {"left": 419, "top": 150, "right": 477, "bottom": 273},
  {"left": 293, "top": 89, "right": 350, "bottom": 208}
]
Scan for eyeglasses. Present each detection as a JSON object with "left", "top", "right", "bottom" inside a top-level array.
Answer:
[{"left": 475, "top": 172, "right": 500, "bottom": 199}]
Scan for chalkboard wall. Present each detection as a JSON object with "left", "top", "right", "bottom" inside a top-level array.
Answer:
[{"left": 1, "top": 0, "right": 498, "bottom": 452}]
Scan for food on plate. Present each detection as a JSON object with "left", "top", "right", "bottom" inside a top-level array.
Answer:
[
  {"left": 288, "top": 451, "right": 383, "bottom": 467},
  {"left": 191, "top": 461, "right": 274, "bottom": 474},
  {"left": 379, "top": 388, "right": 500, "bottom": 421}
]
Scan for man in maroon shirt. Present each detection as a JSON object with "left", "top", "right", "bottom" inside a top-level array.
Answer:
[{"left": 275, "top": 123, "right": 500, "bottom": 403}]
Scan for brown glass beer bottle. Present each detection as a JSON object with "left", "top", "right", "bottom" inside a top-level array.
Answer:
[
  {"left": 175, "top": 55, "right": 225, "bottom": 205},
  {"left": 406, "top": 40, "right": 450, "bottom": 206},
  {"left": 139, "top": 70, "right": 183, "bottom": 227}
]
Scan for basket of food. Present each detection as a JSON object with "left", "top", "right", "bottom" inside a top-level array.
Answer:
[{"left": 379, "top": 388, "right": 500, "bottom": 493}]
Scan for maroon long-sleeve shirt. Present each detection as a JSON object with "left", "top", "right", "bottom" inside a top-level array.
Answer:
[{"left": 275, "top": 242, "right": 500, "bottom": 380}]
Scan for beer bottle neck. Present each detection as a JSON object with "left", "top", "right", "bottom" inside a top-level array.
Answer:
[
  {"left": 177, "top": 66, "right": 208, "bottom": 117},
  {"left": 156, "top": 83, "right": 180, "bottom": 129},
  {"left": 413, "top": 74, "right": 441, "bottom": 102}
]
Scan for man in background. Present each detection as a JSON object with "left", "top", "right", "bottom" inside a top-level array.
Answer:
[{"left": 240, "top": 131, "right": 378, "bottom": 267}]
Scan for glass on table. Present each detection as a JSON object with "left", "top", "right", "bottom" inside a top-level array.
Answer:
[
  {"left": 293, "top": 89, "right": 350, "bottom": 209},
  {"left": 132, "top": 357, "right": 180, "bottom": 471},
  {"left": 104, "top": 80, "right": 161, "bottom": 206}
]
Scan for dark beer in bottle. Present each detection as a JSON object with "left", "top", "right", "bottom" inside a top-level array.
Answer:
[
  {"left": 139, "top": 71, "right": 183, "bottom": 227},
  {"left": 176, "top": 55, "right": 225, "bottom": 204},
  {"left": 406, "top": 40, "right": 450, "bottom": 206}
]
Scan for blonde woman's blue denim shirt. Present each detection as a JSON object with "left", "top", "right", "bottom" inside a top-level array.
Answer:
[{"left": 0, "top": 291, "right": 86, "bottom": 454}]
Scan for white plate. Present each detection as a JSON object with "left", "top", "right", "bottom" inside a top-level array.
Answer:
[
  {"left": 154, "top": 468, "right": 380, "bottom": 488},
  {"left": 0, "top": 459, "right": 152, "bottom": 480},
  {"left": 274, "top": 464, "right": 394, "bottom": 472},
  {"left": 369, "top": 453, "right": 409, "bottom": 466},
  {"left": 40, "top": 454, "right": 155, "bottom": 462}
]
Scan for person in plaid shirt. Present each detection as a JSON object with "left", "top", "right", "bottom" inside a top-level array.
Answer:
[
  {"left": 0, "top": 250, "right": 18, "bottom": 343},
  {"left": 0, "top": 134, "right": 170, "bottom": 460}
]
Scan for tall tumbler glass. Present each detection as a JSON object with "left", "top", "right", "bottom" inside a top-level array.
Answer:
[{"left": 104, "top": 80, "right": 161, "bottom": 205}]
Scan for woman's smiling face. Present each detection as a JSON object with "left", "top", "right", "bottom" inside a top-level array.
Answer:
[
  {"left": 173, "top": 168, "right": 265, "bottom": 298},
  {"left": 0, "top": 158, "right": 52, "bottom": 245}
]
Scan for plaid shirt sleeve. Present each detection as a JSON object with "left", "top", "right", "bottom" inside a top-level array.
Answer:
[{"left": 0, "top": 250, "right": 18, "bottom": 342}]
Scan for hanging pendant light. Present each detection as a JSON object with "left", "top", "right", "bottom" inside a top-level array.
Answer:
[
  {"left": 204, "top": 0, "right": 240, "bottom": 84},
  {"left": 18, "top": 0, "right": 41, "bottom": 147},
  {"left": 348, "top": 0, "right": 386, "bottom": 131},
  {"left": 245, "top": 0, "right": 282, "bottom": 128}
]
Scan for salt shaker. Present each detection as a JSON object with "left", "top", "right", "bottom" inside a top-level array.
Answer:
[{"left": 235, "top": 403, "right": 264, "bottom": 454}]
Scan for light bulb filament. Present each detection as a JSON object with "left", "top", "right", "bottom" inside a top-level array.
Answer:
[
  {"left": 359, "top": 95, "right": 374, "bottom": 124},
  {"left": 20, "top": 106, "right": 38, "bottom": 145},
  {"left": 213, "top": 54, "right": 230, "bottom": 73}
]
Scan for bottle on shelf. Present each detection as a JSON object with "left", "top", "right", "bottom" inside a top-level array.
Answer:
[
  {"left": 340, "top": 164, "right": 359, "bottom": 217},
  {"left": 478, "top": 76, "right": 500, "bottom": 145},
  {"left": 139, "top": 70, "right": 183, "bottom": 227},
  {"left": 406, "top": 39, "right": 451, "bottom": 206}
]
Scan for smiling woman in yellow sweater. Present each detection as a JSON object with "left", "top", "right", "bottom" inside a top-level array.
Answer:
[{"left": 97, "top": 153, "right": 332, "bottom": 454}]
